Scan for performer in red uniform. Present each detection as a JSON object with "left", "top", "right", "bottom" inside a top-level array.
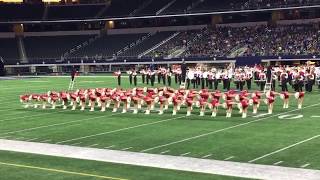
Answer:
[
  {"left": 239, "top": 99, "right": 249, "bottom": 118},
  {"left": 69, "top": 92, "right": 78, "bottom": 110},
  {"left": 89, "top": 93, "right": 97, "bottom": 112},
  {"left": 295, "top": 91, "right": 305, "bottom": 109},
  {"left": 280, "top": 91, "right": 290, "bottom": 109},
  {"left": 60, "top": 92, "right": 69, "bottom": 110},
  {"left": 40, "top": 94, "right": 49, "bottom": 109},
  {"left": 209, "top": 98, "right": 220, "bottom": 117},
  {"left": 20, "top": 94, "right": 31, "bottom": 108},
  {"left": 265, "top": 95, "right": 275, "bottom": 114},
  {"left": 224, "top": 100, "right": 235, "bottom": 118}
]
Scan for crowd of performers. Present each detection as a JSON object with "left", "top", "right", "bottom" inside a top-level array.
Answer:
[
  {"left": 114, "top": 64, "right": 319, "bottom": 92},
  {"left": 20, "top": 87, "right": 305, "bottom": 118}
]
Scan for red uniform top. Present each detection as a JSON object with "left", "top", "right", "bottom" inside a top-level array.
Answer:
[
  {"left": 99, "top": 95, "right": 108, "bottom": 102},
  {"left": 143, "top": 96, "right": 153, "bottom": 105},
  {"left": 20, "top": 95, "right": 30, "bottom": 101},
  {"left": 200, "top": 91, "right": 210, "bottom": 100},
  {"left": 172, "top": 96, "right": 180, "bottom": 106},
  {"left": 226, "top": 100, "right": 233, "bottom": 108},
  {"left": 252, "top": 96, "right": 260, "bottom": 104},
  {"left": 186, "top": 98, "right": 193, "bottom": 107},
  {"left": 60, "top": 92, "right": 68, "bottom": 100},
  {"left": 70, "top": 93, "right": 77, "bottom": 101},
  {"left": 282, "top": 92, "right": 290, "bottom": 99},
  {"left": 212, "top": 91, "right": 221, "bottom": 101},
  {"left": 158, "top": 96, "right": 166, "bottom": 104},
  {"left": 267, "top": 96, "right": 275, "bottom": 104},
  {"left": 299, "top": 92, "right": 305, "bottom": 98},
  {"left": 79, "top": 95, "right": 86, "bottom": 102},
  {"left": 40, "top": 94, "right": 49, "bottom": 101},
  {"left": 240, "top": 99, "right": 249, "bottom": 109},
  {"left": 89, "top": 94, "right": 97, "bottom": 101},
  {"left": 210, "top": 99, "right": 219, "bottom": 108},
  {"left": 199, "top": 98, "right": 207, "bottom": 107},
  {"left": 32, "top": 94, "right": 40, "bottom": 100}
]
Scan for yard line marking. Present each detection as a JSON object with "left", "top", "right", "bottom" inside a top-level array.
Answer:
[
  {"left": 56, "top": 116, "right": 185, "bottom": 144},
  {"left": 88, "top": 144, "right": 99, "bottom": 147},
  {"left": 224, "top": 156, "right": 234, "bottom": 160},
  {"left": 70, "top": 142, "right": 82, "bottom": 146},
  {"left": 0, "top": 109, "right": 70, "bottom": 123},
  {"left": 0, "top": 136, "right": 12, "bottom": 139},
  {"left": 160, "top": 150, "right": 170, "bottom": 154},
  {"left": 300, "top": 163, "right": 310, "bottom": 168},
  {"left": 249, "top": 134, "right": 320, "bottom": 163},
  {"left": 180, "top": 152, "right": 191, "bottom": 156},
  {"left": 202, "top": 154, "right": 212, "bottom": 158},
  {"left": 39, "top": 139, "right": 51, "bottom": 143},
  {"left": 311, "top": 116, "right": 320, "bottom": 118},
  {"left": 104, "top": 145, "right": 115, "bottom": 149},
  {"left": 121, "top": 147, "right": 133, "bottom": 151},
  {"left": 0, "top": 113, "right": 122, "bottom": 136},
  {"left": 140, "top": 103, "right": 320, "bottom": 153},
  {"left": 14, "top": 137, "right": 25, "bottom": 140},
  {"left": 273, "top": 161, "right": 283, "bottom": 165},
  {"left": 0, "top": 161, "right": 128, "bottom": 180}
]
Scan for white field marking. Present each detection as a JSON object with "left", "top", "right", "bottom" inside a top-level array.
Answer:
[
  {"left": 202, "top": 154, "right": 212, "bottom": 158},
  {"left": 160, "top": 150, "right": 170, "bottom": 154},
  {"left": 249, "top": 134, "right": 320, "bottom": 163},
  {"left": 25, "top": 81, "right": 49, "bottom": 83},
  {"left": 88, "top": 144, "right": 99, "bottom": 147},
  {"left": 25, "top": 138, "right": 38, "bottom": 142},
  {"left": 78, "top": 81, "right": 105, "bottom": 83},
  {"left": 39, "top": 139, "right": 51, "bottom": 143},
  {"left": 301, "top": 163, "right": 310, "bottom": 168},
  {"left": 70, "top": 142, "right": 82, "bottom": 146},
  {"left": 0, "top": 161, "right": 128, "bottom": 180},
  {"left": 0, "top": 113, "right": 122, "bottom": 136},
  {"left": 180, "top": 152, "right": 191, "bottom": 156},
  {"left": 224, "top": 156, "right": 234, "bottom": 160},
  {"left": 121, "top": 147, "right": 133, "bottom": 151},
  {"left": 0, "top": 109, "right": 70, "bottom": 123},
  {"left": 56, "top": 115, "right": 186, "bottom": 144},
  {"left": 140, "top": 103, "right": 320, "bottom": 153},
  {"left": 311, "top": 116, "right": 320, "bottom": 118},
  {"left": 0, "top": 136, "right": 11, "bottom": 139},
  {"left": 104, "top": 145, "right": 115, "bottom": 149},
  {"left": 273, "top": 161, "right": 283, "bottom": 165},
  {"left": 14, "top": 137, "right": 25, "bottom": 140}
]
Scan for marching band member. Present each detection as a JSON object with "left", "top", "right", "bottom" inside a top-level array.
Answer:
[
  {"left": 258, "top": 70, "right": 267, "bottom": 91},
  {"left": 133, "top": 70, "right": 138, "bottom": 86},
  {"left": 127, "top": 69, "right": 133, "bottom": 85},
  {"left": 280, "top": 71, "right": 289, "bottom": 92},
  {"left": 114, "top": 69, "right": 121, "bottom": 87}
]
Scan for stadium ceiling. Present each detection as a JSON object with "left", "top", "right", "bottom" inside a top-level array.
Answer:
[{"left": 0, "top": 4, "right": 320, "bottom": 24}]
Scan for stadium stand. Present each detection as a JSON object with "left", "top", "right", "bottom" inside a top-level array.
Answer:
[
  {"left": 0, "top": 3, "right": 44, "bottom": 21},
  {"left": 135, "top": 0, "right": 172, "bottom": 16},
  {"left": 121, "top": 31, "right": 175, "bottom": 57},
  {"left": 102, "top": 0, "right": 147, "bottom": 17},
  {"left": 24, "top": 35, "right": 94, "bottom": 59},
  {"left": 72, "top": 33, "right": 147, "bottom": 57},
  {"left": 160, "top": 0, "right": 198, "bottom": 14},
  {"left": 0, "top": 38, "right": 19, "bottom": 60},
  {"left": 46, "top": 4, "right": 105, "bottom": 20}
]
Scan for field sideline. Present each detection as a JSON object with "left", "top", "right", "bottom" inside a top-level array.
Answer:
[{"left": 1, "top": 75, "right": 320, "bottom": 179}]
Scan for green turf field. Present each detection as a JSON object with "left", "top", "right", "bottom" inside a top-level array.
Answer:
[{"left": 0, "top": 75, "right": 320, "bottom": 179}]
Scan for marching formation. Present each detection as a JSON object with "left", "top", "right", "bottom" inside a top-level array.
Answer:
[
  {"left": 20, "top": 87, "right": 305, "bottom": 118},
  {"left": 115, "top": 64, "right": 319, "bottom": 92}
]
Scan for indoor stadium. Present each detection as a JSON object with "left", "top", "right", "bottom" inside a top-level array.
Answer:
[{"left": 1, "top": 0, "right": 320, "bottom": 179}]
